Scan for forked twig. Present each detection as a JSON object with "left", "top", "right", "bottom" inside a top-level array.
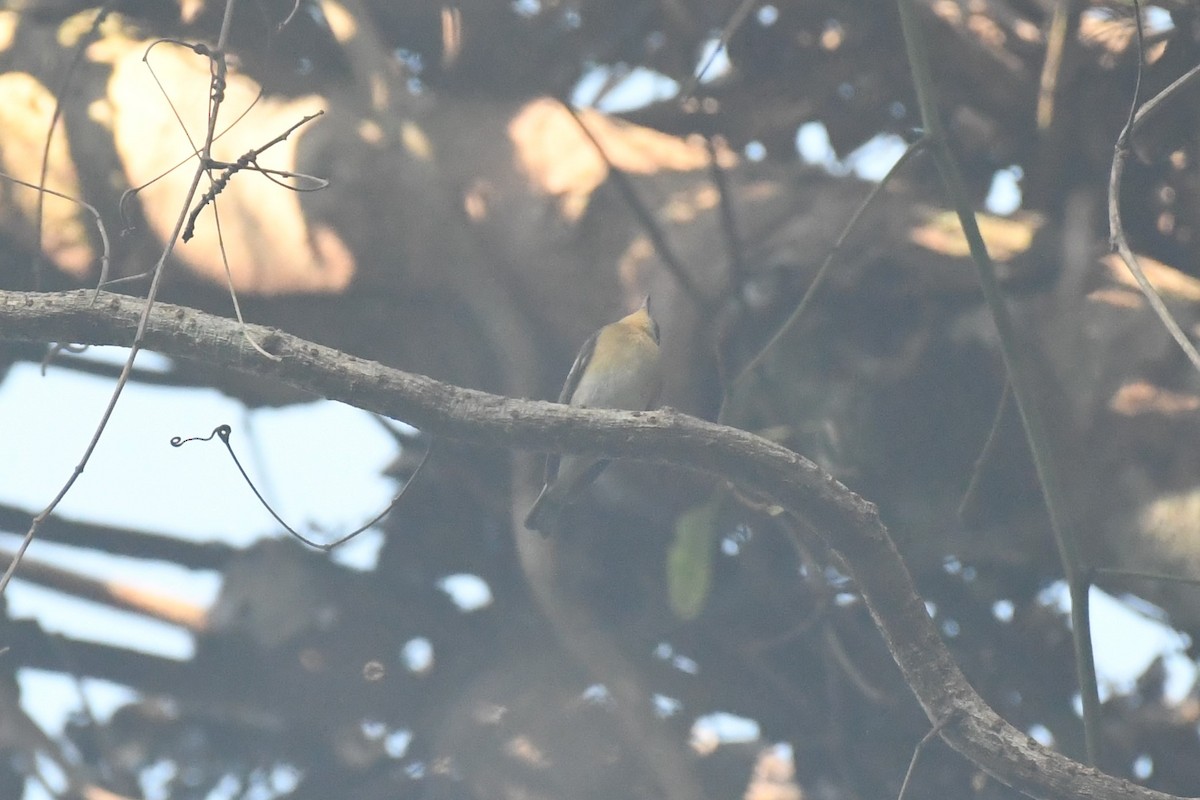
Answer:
[
  {"left": 182, "top": 111, "right": 326, "bottom": 242},
  {"left": 0, "top": 172, "right": 111, "bottom": 299},
  {"left": 0, "top": 0, "right": 244, "bottom": 595}
]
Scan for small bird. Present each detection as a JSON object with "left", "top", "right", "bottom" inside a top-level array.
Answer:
[{"left": 525, "top": 297, "right": 664, "bottom": 534}]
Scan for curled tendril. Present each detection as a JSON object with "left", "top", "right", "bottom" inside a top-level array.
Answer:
[
  {"left": 168, "top": 423, "right": 430, "bottom": 551},
  {"left": 170, "top": 424, "right": 231, "bottom": 447}
]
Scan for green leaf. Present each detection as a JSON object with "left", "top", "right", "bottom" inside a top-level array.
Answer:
[{"left": 667, "top": 497, "right": 720, "bottom": 620}]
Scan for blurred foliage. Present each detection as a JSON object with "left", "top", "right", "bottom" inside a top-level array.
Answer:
[{"left": 5, "top": 1, "right": 1200, "bottom": 799}]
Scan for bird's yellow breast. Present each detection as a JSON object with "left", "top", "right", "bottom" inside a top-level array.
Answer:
[{"left": 570, "top": 323, "right": 662, "bottom": 411}]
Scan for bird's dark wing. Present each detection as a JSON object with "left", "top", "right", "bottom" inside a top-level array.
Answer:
[
  {"left": 557, "top": 329, "right": 599, "bottom": 404},
  {"left": 542, "top": 329, "right": 600, "bottom": 483}
]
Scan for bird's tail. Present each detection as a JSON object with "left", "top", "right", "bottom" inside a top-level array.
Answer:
[{"left": 524, "top": 458, "right": 612, "bottom": 535}]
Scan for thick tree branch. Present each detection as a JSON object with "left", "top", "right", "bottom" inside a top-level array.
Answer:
[{"left": 0, "top": 288, "right": 1182, "bottom": 800}]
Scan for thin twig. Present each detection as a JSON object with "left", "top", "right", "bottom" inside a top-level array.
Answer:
[
  {"left": 170, "top": 425, "right": 432, "bottom": 551},
  {"left": 1108, "top": 1, "right": 1200, "bottom": 376},
  {"left": 558, "top": 99, "right": 711, "bottom": 308},
  {"left": 897, "top": 715, "right": 955, "bottom": 800},
  {"left": 706, "top": 136, "right": 745, "bottom": 284},
  {"left": 277, "top": 0, "right": 304, "bottom": 31},
  {"left": 823, "top": 623, "right": 890, "bottom": 705},
  {"left": 208, "top": 199, "right": 280, "bottom": 360},
  {"left": 1130, "top": 62, "right": 1200, "bottom": 132},
  {"left": 1093, "top": 566, "right": 1200, "bottom": 588},
  {"left": 0, "top": 172, "right": 111, "bottom": 300},
  {"left": 191, "top": 111, "right": 324, "bottom": 358},
  {"left": 33, "top": 3, "right": 114, "bottom": 290},
  {"left": 117, "top": 61, "right": 268, "bottom": 237},
  {"left": 1036, "top": 1, "right": 1074, "bottom": 131},
  {"left": 721, "top": 138, "right": 927, "bottom": 423},
  {"left": 958, "top": 380, "right": 1011, "bottom": 522},
  {"left": 896, "top": 0, "right": 1101, "bottom": 764},
  {"left": 678, "top": 0, "right": 758, "bottom": 105},
  {"left": 182, "top": 111, "right": 325, "bottom": 241}
]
